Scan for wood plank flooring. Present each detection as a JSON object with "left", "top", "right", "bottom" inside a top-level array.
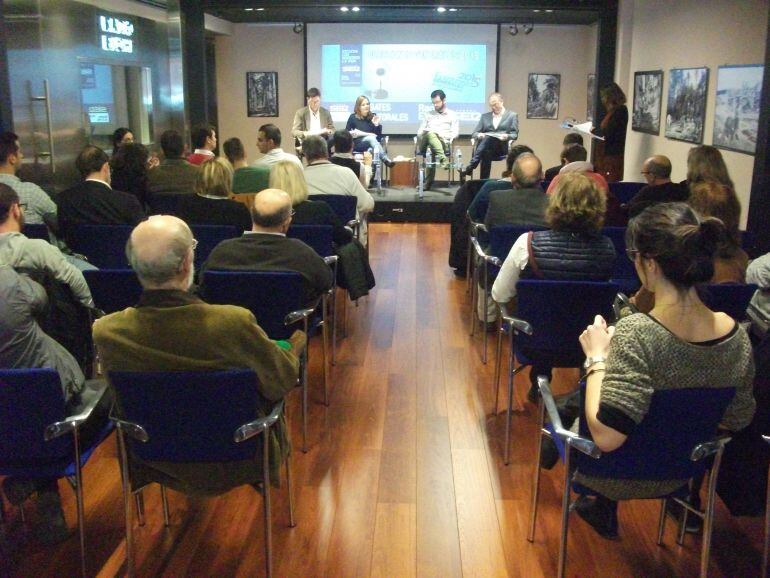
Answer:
[{"left": 3, "top": 223, "right": 766, "bottom": 577}]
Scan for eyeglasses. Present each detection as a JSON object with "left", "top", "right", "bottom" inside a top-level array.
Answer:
[
  {"left": 626, "top": 248, "right": 639, "bottom": 262},
  {"left": 19, "top": 203, "right": 27, "bottom": 211},
  {"left": 290, "top": 210, "right": 296, "bottom": 217},
  {"left": 191, "top": 238, "right": 198, "bottom": 251}
]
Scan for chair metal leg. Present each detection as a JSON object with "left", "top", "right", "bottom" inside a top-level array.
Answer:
[
  {"left": 116, "top": 429, "right": 135, "bottom": 577},
  {"left": 469, "top": 260, "right": 478, "bottom": 336},
  {"left": 504, "top": 353, "right": 516, "bottom": 465},
  {"left": 331, "top": 289, "right": 337, "bottom": 366},
  {"left": 496, "top": 330, "right": 514, "bottom": 416},
  {"left": 527, "top": 399, "right": 546, "bottom": 542},
  {"left": 482, "top": 264, "right": 489, "bottom": 364},
  {"left": 763, "top": 464, "right": 770, "bottom": 578},
  {"left": 677, "top": 500, "right": 687, "bottom": 545},
  {"left": 701, "top": 450, "right": 725, "bottom": 578},
  {"left": 134, "top": 490, "right": 146, "bottom": 526},
  {"left": 558, "top": 444, "right": 572, "bottom": 578},
  {"left": 262, "top": 428, "right": 273, "bottom": 578},
  {"left": 285, "top": 454, "right": 296, "bottom": 528},
  {"left": 301, "top": 351, "right": 309, "bottom": 453},
  {"left": 493, "top": 319, "right": 503, "bottom": 412},
  {"left": 72, "top": 428, "right": 87, "bottom": 578},
  {"left": 160, "top": 485, "right": 170, "bottom": 526},
  {"left": 322, "top": 295, "right": 329, "bottom": 406},
  {"left": 18, "top": 504, "right": 26, "bottom": 523},
  {"left": 466, "top": 230, "right": 473, "bottom": 294},
  {"left": 657, "top": 499, "right": 667, "bottom": 545}
]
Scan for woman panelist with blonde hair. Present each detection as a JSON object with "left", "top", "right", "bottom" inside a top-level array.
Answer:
[{"left": 345, "top": 95, "right": 394, "bottom": 167}]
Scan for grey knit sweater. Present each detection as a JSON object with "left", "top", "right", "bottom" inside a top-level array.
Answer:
[{"left": 576, "top": 313, "right": 756, "bottom": 500}]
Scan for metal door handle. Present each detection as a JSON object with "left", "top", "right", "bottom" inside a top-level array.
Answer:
[{"left": 31, "top": 79, "right": 55, "bottom": 173}]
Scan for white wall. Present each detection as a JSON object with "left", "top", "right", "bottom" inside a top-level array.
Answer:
[
  {"left": 215, "top": 23, "right": 596, "bottom": 178},
  {"left": 621, "top": 0, "right": 768, "bottom": 226}
]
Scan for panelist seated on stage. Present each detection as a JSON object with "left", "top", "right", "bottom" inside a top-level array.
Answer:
[
  {"left": 292, "top": 87, "right": 335, "bottom": 152},
  {"left": 416, "top": 89, "right": 459, "bottom": 191},
  {"left": 344, "top": 95, "right": 394, "bottom": 167},
  {"left": 461, "top": 92, "right": 519, "bottom": 180}
]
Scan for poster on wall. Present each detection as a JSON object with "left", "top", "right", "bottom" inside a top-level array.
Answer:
[
  {"left": 632, "top": 70, "right": 663, "bottom": 135},
  {"left": 586, "top": 74, "right": 596, "bottom": 122},
  {"left": 527, "top": 73, "right": 560, "bottom": 119},
  {"left": 664, "top": 67, "right": 709, "bottom": 144},
  {"left": 246, "top": 72, "right": 278, "bottom": 117},
  {"left": 712, "top": 64, "right": 763, "bottom": 155}
]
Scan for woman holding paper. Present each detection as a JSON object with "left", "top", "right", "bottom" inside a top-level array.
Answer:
[
  {"left": 593, "top": 83, "right": 628, "bottom": 183},
  {"left": 345, "top": 95, "right": 394, "bottom": 167}
]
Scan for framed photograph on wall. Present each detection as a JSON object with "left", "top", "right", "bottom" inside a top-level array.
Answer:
[
  {"left": 664, "top": 67, "right": 709, "bottom": 144},
  {"left": 712, "top": 64, "right": 763, "bottom": 155},
  {"left": 246, "top": 71, "right": 278, "bottom": 117},
  {"left": 587, "top": 74, "right": 596, "bottom": 122},
  {"left": 527, "top": 73, "right": 560, "bottom": 119},
  {"left": 632, "top": 70, "right": 663, "bottom": 135}
]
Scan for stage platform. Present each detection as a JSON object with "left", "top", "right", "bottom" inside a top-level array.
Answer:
[{"left": 368, "top": 181, "right": 457, "bottom": 223}]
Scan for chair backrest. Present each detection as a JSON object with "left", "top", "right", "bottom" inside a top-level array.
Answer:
[
  {"left": 577, "top": 387, "right": 736, "bottom": 481},
  {"left": 699, "top": 283, "right": 758, "bottom": 321},
  {"left": 68, "top": 224, "right": 133, "bottom": 268},
  {"left": 287, "top": 224, "right": 334, "bottom": 258},
  {"left": 515, "top": 280, "right": 619, "bottom": 367},
  {"left": 23, "top": 223, "right": 51, "bottom": 242},
  {"left": 108, "top": 369, "right": 262, "bottom": 462},
  {"left": 84, "top": 269, "right": 143, "bottom": 314},
  {"left": 146, "top": 193, "right": 186, "bottom": 216},
  {"left": 310, "top": 194, "right": 356, "bottom": 223},
  {"left": 488, "top": 225, "right": 548, "bottom": 261},
  {"left": 190, "top": 224, "right": 242, "bottom": 273},
  {"left": 602, "top": 226, "right": 640, "bottom": 293},
  {"left": 202, "top": 270, "right": 304, "bottom": 340},
  {"left": 0, "top": 369, "right": 71, "bottom": 468},
  {"left": 609, "top": 181, "right": 645, "bottom": 205}
]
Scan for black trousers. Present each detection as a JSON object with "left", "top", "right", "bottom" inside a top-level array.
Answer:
[{"left": 469, "top": 137, "right": 508, "bottom": 179}]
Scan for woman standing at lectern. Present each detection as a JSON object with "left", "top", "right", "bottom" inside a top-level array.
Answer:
[
  {"left": 345, "top": 95, "right": 394, "bottom": 167},
  {"left": 593, "top": 82, "right": 628, "bottom": 183}
]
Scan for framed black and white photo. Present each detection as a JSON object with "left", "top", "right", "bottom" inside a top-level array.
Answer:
[
  {"left": 632, "top": 70, "right": 663, "bottom": 135},
  {"left": 527, "top": 73, "right": 560, "bottom": 119},
  {"left": 587, "top": 74, "right": 596, "bottom": 122},
  {"left": 664, "top": 67, "right": 709, "bottom": 144},
  {"left": 246, "top": 71, "right": 278, "bottom": 117},
  {"left": 712, "top": 64, "right": 763, "bottom": 155}
]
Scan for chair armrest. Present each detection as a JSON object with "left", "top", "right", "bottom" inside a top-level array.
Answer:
[
  {"left": 234, "top": 400, "right": 284, "bottom": 443},
  {"left": 324, "top": 255, "right": 338, "bottom": 266},
  {"left": 109, "top": 415, "right": 150, "bottom": 443},
  {"left": 346, "top": 218, "right": 360, "bottom": 230},
  {"left": 690, "top": 436, "right": 732, "bottom": 462},
  {"left": 499, "top": 305, "right": 533, "bottom": 336},
  {"left": 538, "top": 376, "right": 601, "bottom": 459},
  {"left": 469, "top": 235, "right": 500, "bottom": 266},
  {"left": 284, "top": 306, "right": 317, "bottom": 326},
  {"left": 45, "top": 390, "right": 105, "bottom": 440}
]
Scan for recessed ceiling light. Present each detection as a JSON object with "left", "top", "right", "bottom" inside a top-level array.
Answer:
[
  {"left": 436, "top": 6, "right": 447, "bottom": 13},
  {"left": 545, "top": 9, "right": 554, "bottom": 12},
  {"left": 449, "top": 7, "right": 458, "bottom": 11},
  {"left": 244, "top": 7, "right": 254, "bottom": 11},
  {"left": 533, "top": 9, "right": 540, "bottom": 12},
  {"left": 340, "top": 6, "right": 349, "bottom": 12},
  {"left": 256, "top": 7, "right": 265, "bottom": 10},
  {"left": 351, "top": 6, "right": 360, "bottom": 11}
]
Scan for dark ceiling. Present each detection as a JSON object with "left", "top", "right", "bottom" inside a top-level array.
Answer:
[{"left": 202, "top": 1, "right": 606, "bottom": 25}]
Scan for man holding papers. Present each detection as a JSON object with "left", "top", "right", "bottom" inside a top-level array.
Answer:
[{"left": 461, "top": 93, "right": 518, "bottom": 180}]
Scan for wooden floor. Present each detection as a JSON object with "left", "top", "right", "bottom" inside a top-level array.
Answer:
[{"left": 3, "top": 223, "right": 766, "bottom": 577}]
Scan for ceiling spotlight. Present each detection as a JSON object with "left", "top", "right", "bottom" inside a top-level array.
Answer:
[
  {"left": 244, "top": 7, "right": 254, "bottom": 11},
  {"left": 509, "top": 23, "right": 518, "bottom": 36},
  {"left": 351, "top": 6, "right": 360, "bottom": 11},
  {"left": 545, "top": 9, "right": 554, "bottom": 13},
  {"left": 256, "top": 7, "right": 265, "bottom": 11},
  {"left": 523, "top": 23, "right": 534, "bottom": 34},
  {"left": 533, "top": 9, "right": 540, "bottom": 12},
  {"left": 293, "top": 22, "right": 304, "bottom": 34},
  {"left": 436, "top": 6, "right": 447, "bottom": 13},
  {"left": 449, "top": 7, "right": 458, "bottom": 11},
  {"left": 340, "top": 6, "right": 349, "bottom": 11}
]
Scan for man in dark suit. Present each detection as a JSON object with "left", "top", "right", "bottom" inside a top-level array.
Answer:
[
  {"left": 461, "top": 93, "right": 519, "bottom": 180},
  {"left": 292, "top": 87, "right": 336, "bottom": 152},
  {"left": 484, "top": 153, "right": 548, "bottom": 229},
  {"left": 56, "top": 146, "right": 145, "bottom": 247},
  {"left": 202, "top": 188, "right": 333, "bottom": 307}
]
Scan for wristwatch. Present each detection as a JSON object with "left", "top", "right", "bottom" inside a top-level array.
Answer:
[{"left": 583, "top": 356, "right": 607, "bottom": 369}]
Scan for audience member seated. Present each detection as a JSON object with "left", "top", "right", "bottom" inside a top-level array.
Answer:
[
  {"left": 175, "top": 158, "right": 251, "bottom": 232},
  {"left": 543, "top": 132, "right": 584, "bottom": 182},
  {"left": 0, "top": 265, "right": 112, "bottom": 545},
  {"left": 270, "top": 160, "right": 374, "bottom": 300},
  {"left": 747, "top": 252, "right": 770, "bottom": 338},
  {"left": 292, "top": 87, "right": 335, "bottom": 152},
  {"left": 223, "top": 137, "right": 270, "bottom": 194},
  {"left": 345, "top": 95, "right": 394, "bottom": 166},
  {"left": 0, "top": 184, "right": 93, "bottom": 307},
  {"left": 685, "top": 144, "right": 734, "bottom": 191},
  {"left": 491, "top": 172, "right": 616, "bottom": 399},
  {"left": 111, "top": 142, "right": 150, "bottom": 208},
  {"left": 0, "top": 132, "right": 58, "bottom": 233},
  {"left": 546, "top": 144, "right": 625, "bottom": 226},
  {"left": 147, "top": 129, "right": 199, "bottom": 197},
  {"left": 467, "top": 144, "right": 533, "bottom": 223},
  {"left": 253, "top": 124, "right": 303, "bottom": 170},
  {"left": 330, "top": 130, "right": 371, "bottom": 188},
  {"left": 631, "top": 181, "right": 748, "bottom": 313},
  {"left": 111, "top": 127, "right": 134, "bottom": 156},
  {"left": 202, "top": 189, "right": 334, "bottom": 307},
  {"left": 626, "top": 155, "right": 688, "bottom": 218},
  {"left": 484, "top": 153, "right": 548, "bottom": 230},
  {"left": 303, "top": 136, "right": 375, "bottom": 245},
  {"left": 56, "top": 146, "right": 145, "bottom": 248},
  {"left": 270, "top": 160, "right": 352, "bottom": 246},
  {"left": 93, "top": 215, "right": 302, "bottom": 494},
  {"left": 573, "top": 202, "right": 755, "bottom": 539},
  {"left": 187, "top": 125, "right": 217, "bottom": 166}
]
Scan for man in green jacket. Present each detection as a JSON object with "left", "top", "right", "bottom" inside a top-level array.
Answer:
[{"left": 93, "top": 215, "right": 304, "bottom": 493}]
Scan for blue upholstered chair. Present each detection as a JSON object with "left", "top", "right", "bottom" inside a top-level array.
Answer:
[
  {"left": 530, "top": 376, "right": 734, "bottom": 578},
  {"left": 309, "top": 195, "right": 360, "bottom": 239},
  {"left": 23, "top": 223, "right": 51, "bottom": 242},
  {"left": 145, "top": 192, "right": 186, "bottom": 215},
  {"left": 83, "top": 269, "right": 143, "bottom": 314},
  {"left": 608, "top": 181, "right": 645, "bottom": 205},
  {"left": 108, "top": 369, "right": 294, "bottom": 578},
  {"left": 67, "top": 224, "right": 133, "bottom": 269},
  {"left": 700, "top": 283, "right": 758, "bottom": 322},
  {"left": 202, "top": 270, "right": 326, "bottom": 452},
  {"left": 496, "top": 280, "right": 619, "bottom": 464},
  {"left": 602, "top": 226, "right": 641, "bottom": 295},
  {"left": 189, "top": 224, "right": 242, "bottom": 275},
  {"left": 0, "top": 368, "right": 113, "bottom": 577}
]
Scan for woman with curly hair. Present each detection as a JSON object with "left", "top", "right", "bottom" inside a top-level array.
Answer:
[{"left": 593, "top": 82, "right": 628, "bottom": 182}]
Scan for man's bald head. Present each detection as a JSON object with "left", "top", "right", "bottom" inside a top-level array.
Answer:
[
  {"left": 512, "top": 153, "right": 543, "bottom": 189},
  {"left": 642, "top": 155, "right": 672, "bottom": 183},
  {"left": 127, "top": 215, "right": 194, "bottom": 289},
  {"left": 250, "top": 188, "right": 293, "bottom": 231}
]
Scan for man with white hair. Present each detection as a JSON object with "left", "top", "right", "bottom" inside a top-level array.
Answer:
[{"left": 93, "top": 215, "right": 303, "bottom": 494}]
